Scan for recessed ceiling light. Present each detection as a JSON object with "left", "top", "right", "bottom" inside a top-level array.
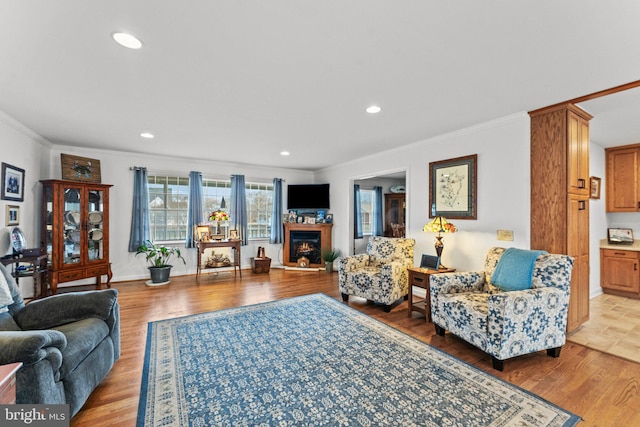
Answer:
[
  {"left": 280, "top": 151, "right": 290, "bottom": 156},
  {"left": 112, "top": 32, "right": 143, "bottom": 49},
  {"left": 140, "top": 132, "right": 154, "bottom": 139},
  {"left": 366, "top": 105, "right": 382, "bottom": 114}
]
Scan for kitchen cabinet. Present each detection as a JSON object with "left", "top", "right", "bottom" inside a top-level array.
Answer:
[
  {"left": 601, "top": 248, "right": 640, "bottom": 298},
  {"left": 606, "top": 144, "right": 640, "bottom": 212}
]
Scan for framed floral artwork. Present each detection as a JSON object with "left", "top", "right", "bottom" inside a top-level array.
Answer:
[{"left": 429, "top": 154, "right": 477, "bottom": 219}]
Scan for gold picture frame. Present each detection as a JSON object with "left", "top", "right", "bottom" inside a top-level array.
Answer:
[
  {"left": 5, "top": 205, "right": 19, "bottom": 226},
  {"left": 196, "top": 225, "right": 210, "bottom": 241},
  {"left": 229, "top": 229, "right": 239, "bottom": 240}
]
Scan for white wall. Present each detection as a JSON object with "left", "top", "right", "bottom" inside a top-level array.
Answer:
[
  {"left": 0, "top": 113, "right": 52, "bottom": 296},
  {"left": 316, "top": 113, "right": 531, "bottom": 272}
]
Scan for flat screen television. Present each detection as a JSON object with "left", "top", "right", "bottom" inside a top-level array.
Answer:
[{"left": 287, "top": 184, "right": 330, "bottom": 210}]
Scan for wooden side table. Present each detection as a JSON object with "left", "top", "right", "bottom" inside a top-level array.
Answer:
[
  {"left": 0, "top": 362, "right": 22, "bottom": 404},
  {"left": 408, "top": 266, "right": 455, "bottom": 322},
  {"left": 1, "top": 251, "right": 49, "bottom": 300},
  {"left": 196, "top": 240, "right": 242, "bottom": 282}
]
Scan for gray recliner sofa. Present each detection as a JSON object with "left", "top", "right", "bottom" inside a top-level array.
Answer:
[{"left": 0, "top": 263, "right": 119, "bottom": 417}]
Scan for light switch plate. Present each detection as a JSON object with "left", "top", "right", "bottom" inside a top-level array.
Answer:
[{"left": 497, "top": 230, "right": 514, "bottom": 241}]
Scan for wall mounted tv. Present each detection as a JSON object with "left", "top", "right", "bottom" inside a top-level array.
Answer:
[{"left": 287, "top": 184, "right": 330, "bottom": 210}]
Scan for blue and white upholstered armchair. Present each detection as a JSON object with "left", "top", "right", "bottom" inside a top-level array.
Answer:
[
  {"left": 338, "top": 236, "right": 415, "bottom": 312},
  {"left": 430, "top": 247, "right": 574, "bottom": 370}
]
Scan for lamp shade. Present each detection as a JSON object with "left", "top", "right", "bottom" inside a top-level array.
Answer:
[{"left": 423, "top": 216, "right": 457, "bottom": 234}]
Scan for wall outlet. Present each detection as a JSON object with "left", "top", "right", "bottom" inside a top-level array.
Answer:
[{"left": 497, "top": 230, "right": 514, "bottom": 241}]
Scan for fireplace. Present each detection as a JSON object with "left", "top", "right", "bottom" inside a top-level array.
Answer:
[
  {"left": 283, "top": 223, "right": 333, "bottom": 268},
  {"left": 290, "top": 231, "right": 321, "bottom": 264}
]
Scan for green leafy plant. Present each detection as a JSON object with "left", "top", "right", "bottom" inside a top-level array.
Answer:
[
  {"left": 136, "top": 240, "right": 186, "bottom": 267},
  {"left": 322, "top": 248, "right": 342, "bottom": 263}
]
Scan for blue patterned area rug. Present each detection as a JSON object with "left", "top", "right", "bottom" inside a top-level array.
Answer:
[{"left": 137, "top": 293, "right": 580, "bottom": 426}]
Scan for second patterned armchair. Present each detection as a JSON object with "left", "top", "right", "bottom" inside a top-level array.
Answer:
[
  {"left": 430, "top": 247, "right": 574, "bottom": 370},
  {"left": 338, "top": 236, "right": 415, "bottom": 312}
]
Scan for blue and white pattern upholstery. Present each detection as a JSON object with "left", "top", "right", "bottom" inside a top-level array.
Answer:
[
  {"left": 430, "top": 247, "right": 574, "bottom": 369},
  {"left": 338, "top": 237, "right": 415, "bottom": 311}
]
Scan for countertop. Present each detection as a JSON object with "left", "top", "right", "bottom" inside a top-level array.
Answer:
[{"left": 600, "top": 239, "right": 640, "bottom": 251}]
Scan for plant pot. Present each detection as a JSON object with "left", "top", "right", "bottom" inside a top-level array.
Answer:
[
  {"left": 148, "top": 265, "right": 172, "bottom": 285},
  {"left": 325, "top": 262, "right": 334, "bottom": 273}
]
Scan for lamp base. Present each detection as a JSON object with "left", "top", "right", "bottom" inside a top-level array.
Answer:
[{"left": 435, "top": 236, "right": 446, "bottom": 268}]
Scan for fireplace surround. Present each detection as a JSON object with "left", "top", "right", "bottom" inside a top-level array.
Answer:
[{"left": 283, "top": 223, "right": 333, "bottom": 268}]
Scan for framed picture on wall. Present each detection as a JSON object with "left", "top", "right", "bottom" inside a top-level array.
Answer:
[
  {"left": 5, "top": 205, "right": 19, "bottom": 226},
  {"left": 429, "top": 154, "right": 477, "bottom": 219},
  {"left": 590, "top": 176, "right": 601, "bottom": 199},
  {"left": 1, "top": 163, "right": 25, "bottom": 202}
]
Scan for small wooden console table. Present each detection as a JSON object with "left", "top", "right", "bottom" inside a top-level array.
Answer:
[
  {"left": 1, "top": 251, "right": 49, "bottom": 300},
  {"left": 408, "top": 266, "right": 455, "bottom": 322},
  {"left": 196, "top": 240, "right": 241, "bottom": 281}
]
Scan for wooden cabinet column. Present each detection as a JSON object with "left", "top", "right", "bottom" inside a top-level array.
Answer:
[{"left": 530, "top": 103, "right": 592, "bottom": 332}]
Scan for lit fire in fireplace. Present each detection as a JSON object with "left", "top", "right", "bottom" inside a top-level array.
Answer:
[{"left": 297, "top": 242, "right": 313, "bottom": 254}]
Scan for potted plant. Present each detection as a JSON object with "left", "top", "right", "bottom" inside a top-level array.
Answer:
[
  {"left": 322, "top": 248, "right": 342, "bottom": 273},
  {"left": 136, "top": 240, "right": 186, "bottom": 285}
]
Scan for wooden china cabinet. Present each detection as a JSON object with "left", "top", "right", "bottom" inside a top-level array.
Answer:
[
  {"left": 40, "top": 180, "right": 113, "bottom": 294},
  {"left": 384, "top": 193, "right": 406, "bottom": 237}
]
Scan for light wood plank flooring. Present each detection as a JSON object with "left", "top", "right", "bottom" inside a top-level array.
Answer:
[
  {"left": 71, "top": 270, "right": 640, "bottom": 426},
  {"left": 568, "top": 293, "right": 640, "bottom": 364}
]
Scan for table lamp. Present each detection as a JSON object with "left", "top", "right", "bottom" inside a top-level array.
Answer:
[{"left": 423, "top": 216, "right": 457, "bottom": 261}]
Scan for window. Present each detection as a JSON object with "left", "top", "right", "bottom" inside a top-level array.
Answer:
[
  {"left": 147, "top": 175, "right": 189, "bottom": 241},
  {"left": 148, "top": 175, "right": 273, "bottom": 241},
  {"left": 245, "top": 182, "right": 273, "bottom": 239},
  {"left": 360, "top": 189, "right": 374, "bottom": 235},
  {"left": 202, "top": 179, "right": 231, "bottom": 220}
]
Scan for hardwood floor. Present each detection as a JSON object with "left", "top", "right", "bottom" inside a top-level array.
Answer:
[{"left": 71, "top": 269, "right": 640, "bottom": 426}]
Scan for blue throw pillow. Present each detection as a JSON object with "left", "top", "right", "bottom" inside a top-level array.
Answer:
[{"left": 490, "top": 248, "right": 546, "bottom": 292}]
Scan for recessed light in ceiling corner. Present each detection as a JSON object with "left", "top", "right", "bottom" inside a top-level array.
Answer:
[
  {"left": 140, "top": 132, "right": 154, "bottom": 139},
  {"left": 366, "top": 105, "right": 382, "bottom": 114},
  {"left": 280, "top": 151, "right": 290, "bottom": 156},
  {"left": 112, "top": 32, "right": 143, "bottom": 49}
]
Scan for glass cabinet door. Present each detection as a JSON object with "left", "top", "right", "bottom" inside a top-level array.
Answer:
[
  {"left": 44, "top": 186, "right": 54, "bottom": 263},
  {"left": 63, "top": 186, "right": 82, "bottom": 265},
  {"left": 86, "top": 189, "right": 105, "bottom": 262}
]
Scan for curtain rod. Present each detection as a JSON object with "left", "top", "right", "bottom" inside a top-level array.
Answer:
[{"left": 129, "top": 166, "right": 286, "bottom": 182}]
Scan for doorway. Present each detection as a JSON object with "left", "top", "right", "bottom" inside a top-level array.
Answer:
[{"left": 353, "top": 170, "right": 407, "bottom": 255}]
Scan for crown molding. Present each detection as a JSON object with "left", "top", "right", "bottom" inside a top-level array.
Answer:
[{"left": 0, "top": 110, "right": 52, "bottom": 148}]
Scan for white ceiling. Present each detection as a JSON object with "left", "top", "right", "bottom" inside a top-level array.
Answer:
[{"left": 1, "top": 1, "right": 640, "bottom": 171}]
